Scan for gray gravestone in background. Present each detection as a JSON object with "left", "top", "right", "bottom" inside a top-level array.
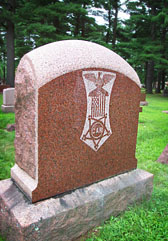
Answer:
[{"left": 1, "top": 88, "right": 15, "bottom": 113}]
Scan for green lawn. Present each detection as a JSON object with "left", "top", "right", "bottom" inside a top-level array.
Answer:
[
  {"left": 0, "top": 94, "right": 15, "bottom": 180},
  {"left": 85, "top": 94, "right": 168, "bottom": 241},
  {"left": 0, "top": 93, "right": 168, "bottom": 241}
]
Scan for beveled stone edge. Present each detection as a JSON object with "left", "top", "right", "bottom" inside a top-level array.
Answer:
[
  {"left": 19, "top": 40, "right": 141, "bottom": 89},
  {"left": 11, "top": 164, "right": 37, "bottom": 199},
  {"left": 10, "top": 168, "right": 153, "bottom": 213},
  {"left": 2, "top": 88, "right": 15, "bottom": 92},
  {"left": 14, "top": 56, "right": 38, "bottom": 183}
]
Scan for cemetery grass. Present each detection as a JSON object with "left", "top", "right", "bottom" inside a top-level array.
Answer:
[
  {"left": 0, "top": 94, "right": 167, "bottom": 240},
  {"left": 0, "top": 94, "right": 15, "bottom": 180},
  {"left": 85, "top": 94, "right": 168, "bottom": 241}
]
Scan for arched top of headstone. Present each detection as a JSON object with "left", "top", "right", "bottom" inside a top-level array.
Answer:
[
  {"left": 13, "top": 39, "right": 142, "bottom": 202},
  {"left": 16, "top": 40, "right": 141, "bottom": 88}
]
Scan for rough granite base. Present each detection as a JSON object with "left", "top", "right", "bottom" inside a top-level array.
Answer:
[
  {"left": 1, "top": 105, "right": 15, "bottom": 113},
  {"left": 0, "top": 169, "right": 153, "bottom": 241}
]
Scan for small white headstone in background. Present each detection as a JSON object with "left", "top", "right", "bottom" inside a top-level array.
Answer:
[{"left": 1, "top": 88, "right": 15, "bottom": 113}]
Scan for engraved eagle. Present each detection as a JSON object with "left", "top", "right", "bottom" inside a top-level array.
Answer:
[{"left": 84, "top": 72, "right": 114, "bottom": 97}]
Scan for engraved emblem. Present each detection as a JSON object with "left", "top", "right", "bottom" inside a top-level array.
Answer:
[{"left": 81, "top": 70, "right": 116, "bottom": 151}]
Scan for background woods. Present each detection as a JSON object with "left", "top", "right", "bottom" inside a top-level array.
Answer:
[{"left": 0, "top": 0, "right": 168, "bottom": 93}]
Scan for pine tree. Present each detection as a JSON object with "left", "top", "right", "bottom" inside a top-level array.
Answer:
[
  {"left": 92, "top": 0, "right": 122, "bottom": 50},
  {"left": 124, "top": 0, "right": 168, "bottom": 93},
  {"left": 0, "top": 0, "right": 16, "bottom": 87}
]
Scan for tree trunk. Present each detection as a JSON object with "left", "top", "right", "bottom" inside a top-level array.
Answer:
[
  {"left": 6, "top": 0, "right": 15, "bottom": 87},
  {"left": 146, "top": 60, "right": 154, "bottom": 94},
  {"left": 159, "top": 27, "right": 166, "bottom": 91},
  {"left": 74, "top": 14, "right": 80, "bottom": 36},
  {"left": 81, "top": 20, "right": 85, "bottom": 37},
  {"left": 146, "top": 5, "right": 156, "bottom": 94},
  {"left": 106, "top": 9, "right": 112, "bottom": 44},
  {"left": 161, "top": 71, "right": 165, "bottom": 90},
  {"left": 3, "top": 65, "right": 6, "bottom": 84},
  {"left": 81, "top": 3, "right": 86, "bottom": 37},
  {"left": 6, "top": 20, "right": 15, "bottom": 87},
  {"left": 112, "top": 4, "right": 118, "bottom": 49},
  {"left": 156, "top": 70, "right": 162, "bottom": 93},
  {"left": 3, "top": 51, "right": 6, "bottom": 83},
  {"left": 144, "top": 62, "right": 148, "bottom": 88}
]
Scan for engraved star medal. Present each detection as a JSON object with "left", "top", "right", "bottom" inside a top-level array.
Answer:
[{"left": 80, "top": 71, "right": 116, "bottom": 151}]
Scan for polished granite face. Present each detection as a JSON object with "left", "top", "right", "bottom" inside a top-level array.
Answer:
[
  {"left": 12, "top": 40, "right": 141, "bottom": 203},
  {"left": 30, "top": 68, "right": 141, "bottom": 202}
]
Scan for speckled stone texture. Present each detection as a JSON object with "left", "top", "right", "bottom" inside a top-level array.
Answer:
[
  {"left": 35, "top": 69, "right": 140, "bottom": 202},
  {"left": 14, "top": 56, "right": 37, "bottom": 179},
  {"left": 11, "top": 40, "right": 142, "bottom": 202},
  {"left": 0, "top": 169, "right": 153, "bottom": 241},
  {"left": 157, "top": 144, "right": 168, "bottom": 165}
]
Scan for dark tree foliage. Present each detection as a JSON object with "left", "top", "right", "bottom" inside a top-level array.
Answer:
[
  {"left": 0, "top": 0, "right": 15, "bottom": 87},
  {"left": 0, "top": 0, "right": 168, "bottom": 90},
  {"left": 125, "top": 0, "right": 168, "bottom": 93}
]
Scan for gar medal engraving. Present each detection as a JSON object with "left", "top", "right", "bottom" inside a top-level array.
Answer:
[{"left": 81, "top": 70, "right": 116, "bottom": 151}]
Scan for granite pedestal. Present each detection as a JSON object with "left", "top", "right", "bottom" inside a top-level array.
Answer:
[
  {"left": 0, "top": 40, "right": 153, "bottom": 240},
  {"left": 11, "top": 40, "right": 142, "bottom": 203},
  {"left": 0, "top": 169, "right": 153, "bottom": 241}
]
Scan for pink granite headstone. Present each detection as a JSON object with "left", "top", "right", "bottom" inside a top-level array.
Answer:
[
  {"left": 0, "top": 40, "right": 154, "bottom": 241},
  {"left": 11, "top": 40, "right": 142, "bottom": 203}
]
